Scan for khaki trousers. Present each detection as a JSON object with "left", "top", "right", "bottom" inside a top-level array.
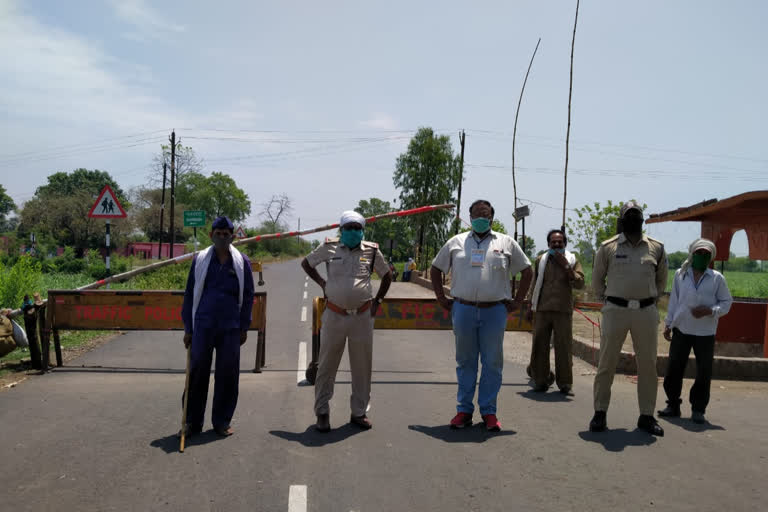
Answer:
[
  {"left": 593, "top": 303, "right": 659, "bottom": 416},
  {"left": 314, "top": 308, "right": 374, "bottom": 417},
  {"left": 531, "top": 311, "right": 573, "bottom": 389}
]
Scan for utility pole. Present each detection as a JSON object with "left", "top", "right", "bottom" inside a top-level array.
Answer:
[
  {"left": 169, "top": 130, "right": 177, "bottom": 258},
  {"left": 454, "top": 130, "right": 466, "bottom": 235},
  {"left": 158, "top": 162, "right": 167, "bottom": 259}
]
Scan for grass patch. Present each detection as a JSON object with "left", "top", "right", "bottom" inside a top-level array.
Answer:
[{"left": 580, "top": 266, "right": 768, "bottom": 299}]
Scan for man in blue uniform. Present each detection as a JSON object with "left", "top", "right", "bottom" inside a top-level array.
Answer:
[{"left": 181, "top": 216, "right": 255, "bottom": 437}]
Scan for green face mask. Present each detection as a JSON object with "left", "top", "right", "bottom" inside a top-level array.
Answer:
[
  {"left": 341, "top": 229, "right": 364, "bottom": 248},
  {"left": 691, "top": 253, "right": 711, "bottom": 271},
  {"left": 471, "top": 218, "right": 491, "bottom": 233}
]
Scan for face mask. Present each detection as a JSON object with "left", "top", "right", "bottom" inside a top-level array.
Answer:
[
  {"left": 341, "top": 229, "right": 364, "bottom": 248},
  {"left": 548, "top": 248, "right": 565, "bottom": 256},
  {"left": 622, "top": 217, "right": 643, "bottom": 235},
  {"left": 691, "top": 253, "right": 711, "bottom": 271},
  {"left": 471, "top": 218, "right": 491, "bottom": 233},
  {"left": 212, "top": 234, "right": 233, "bottom": 250}
]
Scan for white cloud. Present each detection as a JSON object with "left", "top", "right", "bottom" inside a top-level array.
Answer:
[
  {"left": 359, "top": 113, "right": 398, "bottom": 130},
  {"left": 110, "top": 0, "right": 185, "bottom": 42},
  {"left": 0, "top": 1, "right": 182, "bottom": 132}
]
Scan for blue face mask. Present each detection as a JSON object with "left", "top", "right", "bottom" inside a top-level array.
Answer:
[
  {"left": 548, "top": 248, "right": 565, "bottom": 255},
  {"left": 471, "top": 218, "right": 491, "bottom": 233},
  {"left": 341, "top": 229, "right": 364, "bottom": 248}
]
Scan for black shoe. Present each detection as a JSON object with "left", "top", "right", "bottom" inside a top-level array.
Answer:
[
  {"left": 316, "top": 414, "right": 331, "bottom": 433},
  {"left": 350, "top": 414, "right": 373, "bottom": 430},
  {"left": 657, "top": 405, "right": 681, "bottom": 417},
  {"left": 559, "top": 386, "right": 573, "bottom": 396},
  {"left": 589, "top": 411, "right": 607, "bottom": 432},
  {"left": 546, "top": 372, "right": 555, "bottom": 387},
  {"left": 691, "top": 411, "right": 706, "bottom": 424},
  {"left": 638, "top": 415, "right": 664, "bottom": 436},
  {"left": 533, "top": 384, "right": 549, "bottom": 392}
]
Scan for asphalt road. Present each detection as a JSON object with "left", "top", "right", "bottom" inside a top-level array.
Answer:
[{"left": 1, "top": 259, "right": 766, "bottom": 511}]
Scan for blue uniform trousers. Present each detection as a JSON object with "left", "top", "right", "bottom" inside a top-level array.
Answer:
[{"left": 184, "top": 327, "right": 241, "bottom": 430}]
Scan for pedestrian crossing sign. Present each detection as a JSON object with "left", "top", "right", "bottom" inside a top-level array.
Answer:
[
  {"left": 235, "top": 226, "right": 246, "bottom": 239},
  {"left": 88, "top": 185, "right": 127, "bottom": 218}
]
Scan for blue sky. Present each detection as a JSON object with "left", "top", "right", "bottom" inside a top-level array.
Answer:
[{"left": 1, "top": 0, "right": 766, "bottom": 255}]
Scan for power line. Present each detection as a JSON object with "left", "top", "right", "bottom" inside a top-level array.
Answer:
[
  {"left": 466, "top": 129, "right": 768, "bottom": 164},
  {"left": 0, "top": 130, "right": 167, "bottom": 162},
  {"left": 0, "top": 137, "right": 165, "bottom": 166}
]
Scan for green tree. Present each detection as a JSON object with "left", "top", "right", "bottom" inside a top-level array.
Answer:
[
  {"left": 0, "top": 184, "right": 17, "bottom": 232},
  {"left": 355, "top": 197, "right": 414, "bottom": 261},
  {"left": 129, "top": 186, "right": 187, "bottom": 243},
  {"left": 18, "top": 169, "right": 130, "bottom": 256},
  {"left": 393, "top": 127, "right": 460, "bottom": 269},
  {"left": 568, "top": 199, "right": 647, "bottom": 264},
  {"left": 668, "top": 251, "right": 688, "bottom": 269},
  {"left": 178, "top": 171, "right": 251, "bottom": 223}
]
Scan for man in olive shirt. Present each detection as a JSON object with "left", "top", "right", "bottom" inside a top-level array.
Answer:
[
  {"left": 302, "top": 210, "right": 392, "bottom": 432},
  {"left": 590, "top": 201, "right": 668, "bottom": 436},
  {"left": 529, "top": 229, "right": 585, "bottom": 394}
]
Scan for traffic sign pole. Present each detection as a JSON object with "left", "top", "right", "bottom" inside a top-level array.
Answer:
[
  {"left": 106, "top": 219, "right": 111, "bottom": 289},
  {"left": 194, "top": 227, "right": 198, "bottom": 253}
]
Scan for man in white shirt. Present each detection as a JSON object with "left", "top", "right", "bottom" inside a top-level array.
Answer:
[
  {"left": 658, "top": 238, "right": 732, "bottom": 424},
  {"left": 430, "top": 200, "right": 533, "bottom": 432}
]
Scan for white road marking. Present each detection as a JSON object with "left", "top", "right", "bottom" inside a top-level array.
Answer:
[
  {"left": 297, "top": 342, "right": 307, "bottom": 383},
  {"left": 305, "top": 275, "right": 308, "bottom": 280},
  {"left": 288, "top": 485, "right": 307, "bottom": 512},
  {"left": 301, "top": 306, "right": 307, "bottom": 322},
  {"left": 304, "top": 282, "right": 308, "bottom": 288},
  {"left": 303, "top": 291, "right": 307, "bottom": 299}
]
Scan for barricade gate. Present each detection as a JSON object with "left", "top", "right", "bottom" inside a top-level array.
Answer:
[
  {"left": 305, "top": 297, "right": 534, "bottom": 384},
  {"left": 41, "top": 290, "right": 268, "bottom": 372}
]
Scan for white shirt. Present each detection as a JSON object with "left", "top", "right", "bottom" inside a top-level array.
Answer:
[
  {"left": 432, "top": 230, "right": 530, "bottom": 302},
  {"left": 665, "top": 267, "right": 733, "bottom": 336}
]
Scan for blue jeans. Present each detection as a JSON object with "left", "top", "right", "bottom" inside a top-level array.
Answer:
[{"left": 451, "top": 302, "right": 508, "bottom": 415}]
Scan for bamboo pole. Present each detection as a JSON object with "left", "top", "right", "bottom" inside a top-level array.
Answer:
[
  {"left": 562, "top": 0, "right": 580, "bottom": 231},
  {"left": 512, "top": 38, "right": 541, "bottom": 217}
]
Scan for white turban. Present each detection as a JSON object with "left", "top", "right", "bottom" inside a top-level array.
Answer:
[
  {"left": 680, "top": 238, "right": 717, "bottom": 274},
  {"left": 340, "top": 210, "right": 366, "bottom": 228}
]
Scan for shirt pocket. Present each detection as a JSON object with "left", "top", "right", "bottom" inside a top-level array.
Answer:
[
  {"left": 490, "top": 252, "right": 508, "bottom": 271},
  {"left": 327, "top": 257, "right": 345, "bottom": 279},
  {"left": 640, "top": 255, "right": 657, "bottom": 275}
]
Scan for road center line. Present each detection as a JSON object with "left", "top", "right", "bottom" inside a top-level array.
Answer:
[
  {"left": 288, "top": 485, "right": 307, "bottom": 512},
  {"left": 301, "top": 306, "right": 307, "bottom": 322},
  {"left": 303, "top": 291, "right": 307, "bottom": 299},
  {"left": 304, "top": 282, "right": 308, "bottom": 288},
  {"left": 297, "top": 342, "right": 307, "bottom": 384}
]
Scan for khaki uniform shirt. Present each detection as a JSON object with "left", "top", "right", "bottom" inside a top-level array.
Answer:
[
  {"left": 534, "top": 254, "right": 585, "bottom": 312},
  {"left": 592, "top": 234, "right": 668, "bottom": 300},
  {"left": 432, "top": 230, "right": 531, "bottom": 302},
  {"left": 306, "top": 239, "right": 390, "bottom": 309}
]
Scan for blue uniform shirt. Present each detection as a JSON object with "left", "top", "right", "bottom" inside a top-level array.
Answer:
[{"left": 182, "top": 251, "right": 255, "bottom": 332}]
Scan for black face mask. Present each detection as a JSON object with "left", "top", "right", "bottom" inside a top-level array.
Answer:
[{"left": 622, "top": 217, "right": 643, "bottom": 235}]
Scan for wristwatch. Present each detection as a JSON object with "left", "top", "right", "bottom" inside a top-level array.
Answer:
[{"left": 375, "top": 297, "right": 383, "bottom": 304}]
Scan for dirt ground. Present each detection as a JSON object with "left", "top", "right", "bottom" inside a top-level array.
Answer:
[{"left": 0, "top": 331, "right": 120, "bottom": 391}]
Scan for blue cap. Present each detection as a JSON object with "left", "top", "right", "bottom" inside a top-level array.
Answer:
[{"left": 212, "top": 216, "right": 234, "bottom": 231}]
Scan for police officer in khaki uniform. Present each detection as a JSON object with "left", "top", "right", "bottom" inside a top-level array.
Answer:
[
  {"left": 590, "top": 201, "right": 668, "bottom": 436},
  {"left": 302, "top": 210, "right": 392, "bottom": 432}
]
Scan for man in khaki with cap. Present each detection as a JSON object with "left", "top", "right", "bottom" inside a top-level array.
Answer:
[
  {"left": 302, "top": 210, "right": 392, "bottom": 432},
  {"left": 590, "top": 201, "right": 668, "bottom": 436}
]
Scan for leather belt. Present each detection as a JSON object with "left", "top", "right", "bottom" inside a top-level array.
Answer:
[
  {"left": 606, "top": 296, "right": 655, "bottom": 310},
  {"left": 326, "top": 299, "right": 372, "bottom": 316},
  {"left": 455, "top": 298, "right": 506, "bottom": 308}
]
